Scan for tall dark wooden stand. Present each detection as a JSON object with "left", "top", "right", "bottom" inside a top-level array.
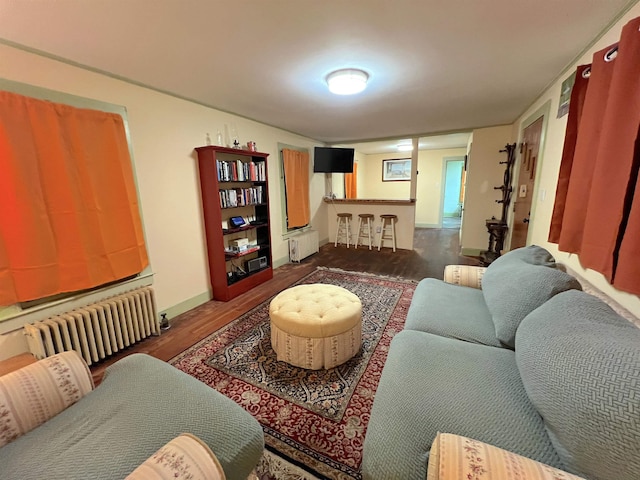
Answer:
[{"left": 481, "top": 143, "right": 516, "bottom": 265}]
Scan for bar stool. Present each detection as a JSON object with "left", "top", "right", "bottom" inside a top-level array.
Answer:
[
  {"left": 355, "top": 213, "right": 375, "bottom": 250},
  {"left": 335, "top": 213, "right": 353, "bottom": 248},
  {"left": 378, "top": 214, "right": 398, "bottom": 252}
]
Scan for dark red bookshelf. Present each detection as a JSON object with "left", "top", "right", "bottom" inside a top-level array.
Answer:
[{"left": 195, "top": 145, "right": 272, "bottom": 301}]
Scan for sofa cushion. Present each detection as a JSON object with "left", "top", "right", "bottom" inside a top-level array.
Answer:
[
  {"left": 516, "top": 290, "right": 640, "bottom": 480},
  {"left": 362, "top": 330, "right": 561, "bottom": 480},
  {"left": 482, "top": 246, "right": 581, "bottom": 348},
  {"left": 0, "top": 354, "right": 264, "bottom": 480},
  {"left": 486, "top": 244, "right": 557, "bottom": 269},
  {"left": 405, "top": 278, "right": 502, "bottom": 347}
]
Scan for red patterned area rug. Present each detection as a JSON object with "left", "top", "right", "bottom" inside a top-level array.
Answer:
[{"left": 170, "top": 267, "right": 416, "bottom": 479}]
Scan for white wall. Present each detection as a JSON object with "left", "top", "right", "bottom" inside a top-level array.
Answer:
[
  {"left": 358, "top": 153, "right": 411, "bottom": 199},
  {"left": 334, "top": 147, "right": 466, "bottom": 229},
  {"left": 460, "top": 125, "right": 514, "bottom": 253},
  {"left": 0, "top": 44, "right": 324, "bottom": 359},
  {"left": 415, "top": 148, "right": 467, "bottom": 227},
  {"left": 513, "top": 4, "right": 640, "bottom": 318}
]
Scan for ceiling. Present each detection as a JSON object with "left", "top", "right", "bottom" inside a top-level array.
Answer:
[
  {"left": 339, "top": 132, "right": 472, "bottom": 155},
  {"left": 0, "top": 0, "right": 635, "bottom": 148}
]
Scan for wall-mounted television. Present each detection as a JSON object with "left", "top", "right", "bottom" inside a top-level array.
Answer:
[{"left": 313, "top": 147, "right": 354, "bottom": 173}]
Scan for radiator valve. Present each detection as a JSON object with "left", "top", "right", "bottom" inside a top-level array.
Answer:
[{"left": 160, "top": 313, "right": 171, "bottom": 331}]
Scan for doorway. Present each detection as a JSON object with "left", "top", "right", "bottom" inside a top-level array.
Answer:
[
  {"left": 441, "top": 157, "right": 465, "bottom": 229},
  {"left": 511, "top": 116, "right": 543, "bottom": 248}
]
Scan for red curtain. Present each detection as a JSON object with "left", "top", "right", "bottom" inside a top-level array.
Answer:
[
  {"left": 556, "top": 44, "right": 616, "bottom": 254},
  {"left": 549, "top": 16, "right": 640, "bottom": 295},
  {"left": 548, "top": 64, "right": 590, "bottom": 243},
  {"left": 282, "top": 148, "right": 310, "bottom": 228},
  {"left": 0, "top": 91, "right": 149, "bottom": 305}
]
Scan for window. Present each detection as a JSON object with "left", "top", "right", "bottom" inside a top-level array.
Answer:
[
  {"left": 278, "top": 144, "right": 310, "bottom": 233},
  {"left": 0, "top": 79, "right": 150, "bottom": 321}
]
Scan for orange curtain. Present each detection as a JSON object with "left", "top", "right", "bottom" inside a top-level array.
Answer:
[
  {"left": 0, "top": 91, "right": 148, "bottom": 305},
  {"left": 548, "top": 16, "right": 640, "bottom": 295},
  {"left": 282, "top": 148, "right": 310, "bottom": 228},
  {"left": 345, "top": 163, "right": 358, "bottom": 199}
]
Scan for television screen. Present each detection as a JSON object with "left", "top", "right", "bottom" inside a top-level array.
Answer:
[{"left": 313, "top": 147, "right": 354, "bottom": 173}]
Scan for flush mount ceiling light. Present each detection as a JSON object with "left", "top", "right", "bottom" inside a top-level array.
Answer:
[{"left": 326, "top": 69, "right": 369, "bottom": 95}]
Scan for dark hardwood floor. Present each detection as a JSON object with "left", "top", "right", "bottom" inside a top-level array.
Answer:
[
  {"left": 302, "top": 226, "right": 480, "bottom": 280},
  {"left": 91, "top": 227, "right": 479, "bottom": 383}
]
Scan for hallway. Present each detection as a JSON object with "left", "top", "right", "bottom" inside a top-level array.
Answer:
[{"left": 442, "top": 217, "right": 462, "bottom": 229}]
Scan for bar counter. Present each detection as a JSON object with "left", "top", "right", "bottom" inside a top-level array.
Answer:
[{"left": 324, "top": 198, "right": 416, "bottom": 250}]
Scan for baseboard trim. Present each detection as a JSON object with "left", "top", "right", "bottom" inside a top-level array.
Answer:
[
  {"left": 415, "top": 223, "right": 441, "bottom": 229},
  {"left": 165, "top": 243, "right": 329, "bottom": 322},
  {"left": 273, "top": 255, "right": 290, "bottom": 269},
  {"left": 159, "top": 291, "right": 211, "bottom": 324},
  {"left": 159, "top": 254, "right": 289, "bottom": 322}
]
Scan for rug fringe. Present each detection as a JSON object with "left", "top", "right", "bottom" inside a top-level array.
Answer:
[{"left": 256, "top": 450, "right": 321, "bottom": 480}]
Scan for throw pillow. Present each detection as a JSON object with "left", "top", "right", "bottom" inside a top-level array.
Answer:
[
  {"left": 126, "top": 433, "right": 225, "bottom": 480},
  {"left": 485, "top": 244, "right": 556, "bottom": 271},
  {"left": 0, "top": 350, "right": 94, "bottom": 448},
  {"left": 427, "top": 433, "right": 585, "bottom": 480},
  {"left": 482, "top": 247, "right": 581, "bottom": 348}
]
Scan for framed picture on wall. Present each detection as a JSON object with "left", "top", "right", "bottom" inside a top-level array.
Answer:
[
  {"left": 382, "top": 158, "right": 411, "bottom": 181},
  {"left": 557, "top": 71, "right": 576, "bottom": 118}
]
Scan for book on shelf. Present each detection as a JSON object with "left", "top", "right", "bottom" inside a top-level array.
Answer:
[
  {"left": 219, "top": 186, "right": 264, "bottom": 208},
  {"left": 216, "top": 159, "right": 266, "bottom": 182}
]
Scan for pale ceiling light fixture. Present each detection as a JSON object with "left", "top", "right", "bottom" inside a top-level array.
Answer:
[
  {"left": 397, "top": 144, "right": 413, "bottom": 152},
  {"left": 326, "top": 69, "right": 369, "bottom": 95}
]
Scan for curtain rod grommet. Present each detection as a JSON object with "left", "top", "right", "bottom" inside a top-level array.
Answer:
[{"left": 604, "top": 45, "right": 618, "bottom": 62}]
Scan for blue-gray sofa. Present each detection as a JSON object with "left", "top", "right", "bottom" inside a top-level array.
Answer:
[
  {"left": 0, "top": 353, "right": 264, "bottom": 480},
  {"left": 362, "top": 245, "right": 640, "bottom": 480}
]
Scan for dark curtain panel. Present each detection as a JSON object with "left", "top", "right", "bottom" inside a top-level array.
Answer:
[
  {"left": 548, "top": 64, "right": 590, "bottom": 243},
  {"left": 549, "top": 16, "right": 640, "bottom": 295},
  {"left": 580, "top": 17, "right": 640, "bottom": 287},
  {"left": 556, "top": 43, "right": 617, "bottom": 254}
]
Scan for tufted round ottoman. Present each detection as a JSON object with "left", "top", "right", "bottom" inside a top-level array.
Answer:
[{"left": 269, "top": 284, "right": 362, "bottom": 369}]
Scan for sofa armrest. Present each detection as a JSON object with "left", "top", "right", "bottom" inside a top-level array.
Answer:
[
  {"left": 0, "top": 350, "right": 93, "bottom": 448},
  {"left": 126, "top": 433, "right": 226, "bottom": 480},
  {"left": 443, "top": 265, "right": 486, "bottom": 289},
  {"left": 427, "top": 433, "right": 586, "bottom": 480}
]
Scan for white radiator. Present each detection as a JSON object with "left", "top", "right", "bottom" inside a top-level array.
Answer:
[
  {"left": 289, "top": 230, "right": 319, "bottom": 262},
  {"left": 23, "top": 286, "right": 159, "bottom": 366}
]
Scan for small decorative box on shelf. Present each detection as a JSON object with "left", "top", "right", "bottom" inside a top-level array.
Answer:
[{"left": 225, "top": 245, "right": 261, "bottom": 259}]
